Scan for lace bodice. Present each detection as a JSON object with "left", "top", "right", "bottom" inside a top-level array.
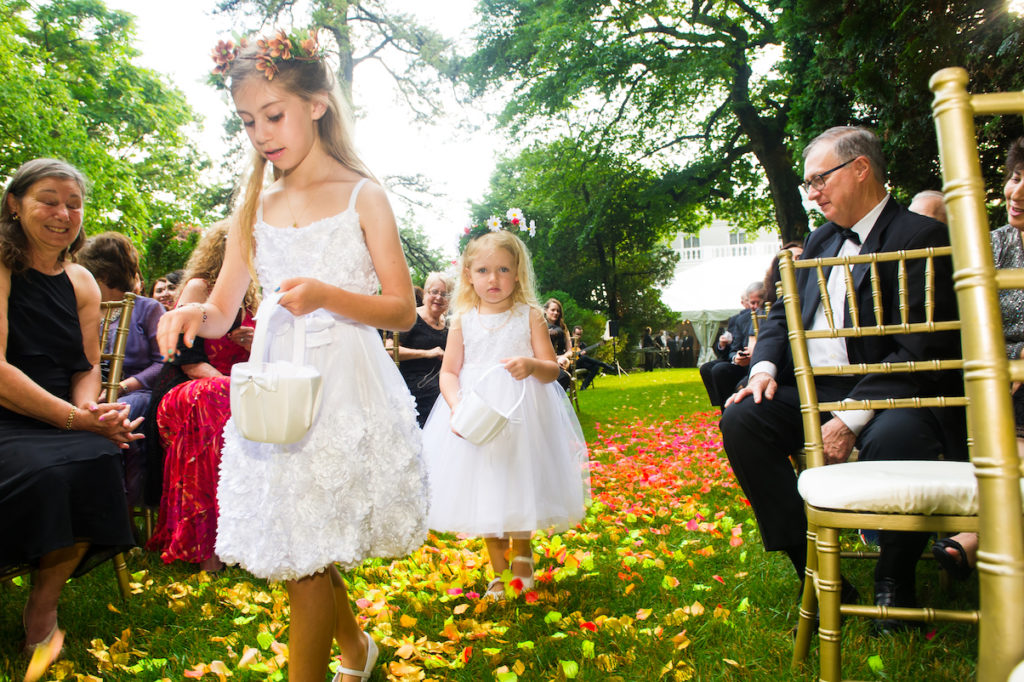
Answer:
[
  {"left": 460, "top": 303, "right": 534, "bottom": 368},
  {"left": 253, "top": 178, "right": 378, "bottom": 296}
]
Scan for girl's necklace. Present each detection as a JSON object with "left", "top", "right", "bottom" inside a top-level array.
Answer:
[
  {"left": 283, "top": 181, "right": 307, "bottom": 228},
  {"left": 476, "top": 306, "right": 513, "bottom": 332}
]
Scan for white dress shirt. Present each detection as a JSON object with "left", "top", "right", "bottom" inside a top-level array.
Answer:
[{"left": 750, "top": 195, "right": 890, "bottom": 435}]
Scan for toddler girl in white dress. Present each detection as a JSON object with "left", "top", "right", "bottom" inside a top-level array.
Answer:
[{"left": 421, "top": 230, "right": 590, "bottom": 599}]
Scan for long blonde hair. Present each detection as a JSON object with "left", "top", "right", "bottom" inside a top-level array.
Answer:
[
  {"left": 186, "top": 221, "right": 260, "bottom": 312},
  {"left": 450, "top": 231, "right": 540, "bottom": 318},
  {"left": 226, "top": 40, "right": 377, "bottom": 286}
]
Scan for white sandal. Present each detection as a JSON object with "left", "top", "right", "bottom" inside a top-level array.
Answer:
[
  {"left": 332, "top": 631, "right": 378, "bottom": 681},
  {"left": 511, "top": 556, "right": 535, "bottom": 590},
  {"left": 485, "top": 577, "right": 506, "bottom": 601}
]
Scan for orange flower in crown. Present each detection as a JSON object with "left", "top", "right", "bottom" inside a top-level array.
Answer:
[
  {"left": 209, "top": 28, "right": 324, "bottom": 85},
  {"left": 210, "top": 39, "right": 240, "bottom": 76}
]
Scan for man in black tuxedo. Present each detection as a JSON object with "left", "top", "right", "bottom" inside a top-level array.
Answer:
[
  {"left": 720, "top": 126, "right": 966, "bottom": 633},
  {"left": 699, "top": 282, "right": 765, "bottom": 410}
]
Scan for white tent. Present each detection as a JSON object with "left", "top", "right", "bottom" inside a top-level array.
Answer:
[{"left": 661, "top": 254, "right": 770, "bottom": 364}]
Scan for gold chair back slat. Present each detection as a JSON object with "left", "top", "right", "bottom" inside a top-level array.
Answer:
[
  {"left": 811, "top": 358, "right": 964, "bottom": 376},
  {"left": 818, "top": 396, "right": 968, "bottom": 413},
  {"left": 802, "top": 320, "right": 961, "bottom": 339},
  {"left": 931, "top": 65, "right": 1024, "bottom": 681},
  {"left": 1010, "top": 358, "right": 1024, "bottom": 383},
  {"left": 995, "top": 268, "right": 1024, "bottom": 290}
]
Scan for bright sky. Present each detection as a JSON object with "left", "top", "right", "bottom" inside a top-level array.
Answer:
[{"left": 105, "top": 0, "right": 500, "bottom": 258}]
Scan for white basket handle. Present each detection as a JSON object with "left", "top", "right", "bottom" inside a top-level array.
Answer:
[
  {"left": 467, "top": 363, "right": 527, "bottom": 418},
  {"left": 250, "top": 291, "right": 307, "bottom": 364}
]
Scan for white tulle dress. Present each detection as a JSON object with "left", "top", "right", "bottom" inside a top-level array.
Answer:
[
  {"left": 216, "top": 179, "right": 428, "bottom": 581},
  {"left": 421, "top": 303, "right": 590, "bottom": 537}
]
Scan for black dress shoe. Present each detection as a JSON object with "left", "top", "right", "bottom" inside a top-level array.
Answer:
[{"left": 871, "top": 578, "right": 920, "bottom": 636}]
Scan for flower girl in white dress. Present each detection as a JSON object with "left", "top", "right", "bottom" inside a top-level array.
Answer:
[
  {"left": 157, "top": 29, "right": 426, "bottom": 682},
  {"left": 421, "top": 230, "right": 590, "bottom": 599}
]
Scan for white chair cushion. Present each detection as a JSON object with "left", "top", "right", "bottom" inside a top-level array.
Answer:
[{"left": 798, "top": 460, "right": 978, "bottom": 515}]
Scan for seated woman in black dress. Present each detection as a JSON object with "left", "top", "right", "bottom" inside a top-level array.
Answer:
[
  {"left": 545, "top": 298, "right": 573, "bottom": 390},
  {"left": 397, "top": 272, "right": 451, "bottom": 426},
  {"left": 0, "top": 159, "right": 139, "bottom": 662}
]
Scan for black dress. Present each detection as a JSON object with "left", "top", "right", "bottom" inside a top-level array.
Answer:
[
  {"left": 0, "top": 269, "right": 135, "bottom": 577},
  {"left": 398, "top": 314, "right": 448, "bottom": 427}
]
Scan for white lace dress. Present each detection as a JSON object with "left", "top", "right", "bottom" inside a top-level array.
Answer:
[
  {"left": 216, "top": 179, "right": 428, "bottom": 581},
  {"left": 421, "top": 303, "right": 590, "bottom": 537}
]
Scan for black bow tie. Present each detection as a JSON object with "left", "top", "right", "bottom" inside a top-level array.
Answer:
[{"left": 837, "top": 227, "right": 861, "bottom": 245}]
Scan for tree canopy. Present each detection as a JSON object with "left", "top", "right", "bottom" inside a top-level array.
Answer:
[
  {"left": 473, "top": 137, "right": 679, "bottom": 344},
  {"left": 467, "top": 0, "right": 807, "bottom": 242},
  {"left": 467, "top": 0, "right": 1024, "bottom": 247},
  {"left": 780, "top": 0, "right": 1024, "bottom": 212},
  {"left": 0, "top": 0, "right": 211, "bottom": 239}
]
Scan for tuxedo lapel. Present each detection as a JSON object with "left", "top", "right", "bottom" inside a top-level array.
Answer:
[{"left": 852, "top": 198, "right": 899, "bottom": 290}]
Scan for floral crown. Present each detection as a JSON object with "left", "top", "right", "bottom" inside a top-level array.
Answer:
[
  {"left": 210, "top": 28, "right": 325, "bottom": 84},
  {"left": 459, "top": 208, "right": 537, "bottom": 252}
]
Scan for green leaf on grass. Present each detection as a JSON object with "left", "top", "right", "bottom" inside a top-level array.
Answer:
[
  {"left": 496, "top": 673, "right": 518, "bottom": 682},
  {"left": 545, "top": 611, "right": 563, "bottom": 624},
  {"left": 257, "top": 631, "right": 275, "bottom": 649},
  {"left": 560, "top": 660, "right": 580, "bottom": 678},
  {"left": 868, "top": 654, "right": 885, "bottom": 674},
  {"left": 737, "top": 597, "right": 749, "bottom": 613},
  {"left": 517, "top": 641, "right": 535, "bottom": 649},
  {"left": 233, "top": 614, "right": 257, "bottom": 625},
  {"left": 582, "top": 640, "right": 595, "bottom": 659}
]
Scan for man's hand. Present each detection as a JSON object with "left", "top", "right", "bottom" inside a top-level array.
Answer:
[
  {"left": 733, "top": 349, "right": 751, "bottom": 367},
  {"left": 725, "top": 372, "right": 776, "bottom": 407},
  {"left": 822, "top": 418, "right": 856, "bottom": 464}
]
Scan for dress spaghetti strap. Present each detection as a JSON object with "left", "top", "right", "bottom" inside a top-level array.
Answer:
[{"left": 348, "top": 178, "right": 369, "bottom": 212}]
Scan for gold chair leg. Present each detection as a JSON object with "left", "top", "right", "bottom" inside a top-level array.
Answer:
[
  {"left": 793, "top": 525, "right": 819, "bottom": 666},
  {"left": 816, "top": 525, "right": 842, "bottom": 682},
  {"left": 113, "top": 552, "right": 131, "bottom": 602}
]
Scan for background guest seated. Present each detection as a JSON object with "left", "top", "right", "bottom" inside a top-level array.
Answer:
[
  {"left": 145, "top": 222, "right": 256, "bottom": 573},
  {"left": 396, "top": 272, "right": 451, "bottom": 426},
  {"left": 75, "top": 232, "right": 165, "bottom": 507},
  {"left": 571, "top": 325, "right": 614, "bottom": 389},
  {"left": 150, "top": 270, "right": 183, "bottom": 311},
  {"left": 699, "top": 282, "right": 765, "bottom": 410},
  {"left": 0, "top": 159, "right": 140, "bottom": 664},
  {"left": 545, "top": 297, "right": 573, "bottom": 390}
]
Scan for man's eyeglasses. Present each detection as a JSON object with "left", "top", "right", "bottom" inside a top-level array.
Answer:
[
  {"left": 801, "top": 157, "right": 856, "bottom": 193},
  {"left": 426, "top": 289, "right": 450, "bottom": 299}
]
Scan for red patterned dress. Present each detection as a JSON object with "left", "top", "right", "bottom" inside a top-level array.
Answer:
[{"left": 146, "top": 315, "right": 252, "bottom": 565}]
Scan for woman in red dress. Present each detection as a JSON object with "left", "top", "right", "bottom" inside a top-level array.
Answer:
[{"left": 146, "top": 223, "right": 257, "bottom": 572}]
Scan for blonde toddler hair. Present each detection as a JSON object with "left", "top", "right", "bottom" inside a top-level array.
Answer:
[{"left": 450, "top": 231, "right": 540, "bottom": 319}]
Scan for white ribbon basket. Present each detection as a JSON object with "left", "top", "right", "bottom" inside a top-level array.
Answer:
[
  {"left": 451, "top": 364, "right": 527, "bottom": 446},
  {"left": 230, "top": 293, "right": 324, "bottom": 444}
]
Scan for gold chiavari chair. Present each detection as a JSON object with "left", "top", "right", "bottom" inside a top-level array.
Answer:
[
  {"left": 99, "top": 293, "right": 137, "bottom": 601},
  {"left": 1, "top": 294, "right": 137, "bottom": 602},
  {"left": 749, "top": 301, "right": 771, "bottom": 337},
  {"left": 782, "top": 248, "right": 981, "bottom": 681},
  {"left": 931, "top": 65, "right": 1024, "bottom": 681}
]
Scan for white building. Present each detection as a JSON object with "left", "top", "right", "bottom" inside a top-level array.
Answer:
[{"left": 661, "top": 220, "right": 781, "bottom": 363}]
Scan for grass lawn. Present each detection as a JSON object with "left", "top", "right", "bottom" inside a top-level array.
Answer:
[{"left": 0, "top": 368, "right": 979, "bottom": 680}]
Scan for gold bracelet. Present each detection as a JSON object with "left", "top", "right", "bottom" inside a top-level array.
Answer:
[{"left": 64, "top": 407, "right": 76, "bottom": 430}]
